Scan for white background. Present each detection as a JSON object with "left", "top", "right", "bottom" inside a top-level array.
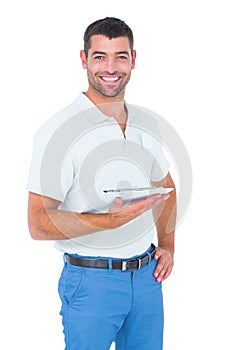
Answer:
[{"left": 1, "top": 0, "right": 233, "bottom": 349}]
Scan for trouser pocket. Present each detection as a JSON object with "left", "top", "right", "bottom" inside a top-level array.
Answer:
[{"left": 58, "top": 263, "right": 86, "bottom": 305}]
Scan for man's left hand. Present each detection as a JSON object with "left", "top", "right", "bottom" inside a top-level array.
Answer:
[{"left": 153, "top": 247, "right": 174, "bottom": 282}]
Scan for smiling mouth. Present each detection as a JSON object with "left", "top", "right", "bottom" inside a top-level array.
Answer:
[{"left": 100, "top": 76, "right": 121, "bottom": 83}]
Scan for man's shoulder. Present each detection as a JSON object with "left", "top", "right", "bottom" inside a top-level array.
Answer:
[{"left": 34, "top": 93, "right": 92, "bottom": 143}]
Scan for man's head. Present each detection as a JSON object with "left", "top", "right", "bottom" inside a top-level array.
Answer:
[
  {"left": 83, "top": 17, "right": 134, "bottom": 57},
  {"left": 81, "top": 17, "right": 136, "bottom": 100}
]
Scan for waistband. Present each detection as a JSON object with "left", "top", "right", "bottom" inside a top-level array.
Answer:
[{"left": 64, "top": 244, "right": 156, "bottom": 272}]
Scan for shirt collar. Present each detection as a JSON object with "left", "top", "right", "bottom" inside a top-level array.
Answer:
[{"left": 74, "top": 92, "right": 137, "bottom": 125}]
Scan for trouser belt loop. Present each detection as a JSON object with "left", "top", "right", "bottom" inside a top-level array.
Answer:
[
  {"left": 108, "top": 258, "right": 113, "bottom": 272},
  {"left": 63, "top": 253, "right": 68, "bottom": 263},
  {"left": 137, "top": 258, "right": 142, "bottom": 269},
  {"left": 146, "top": 251, "right": 152, "bottom": 264}
]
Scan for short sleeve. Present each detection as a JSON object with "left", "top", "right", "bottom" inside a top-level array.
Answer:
[{"left": 26, "top": 126, "right": 74, "bottom": 201}]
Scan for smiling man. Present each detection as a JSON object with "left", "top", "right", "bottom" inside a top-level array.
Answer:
[{"left": 27, "top": 17, "right": 176, "bottom": 350}]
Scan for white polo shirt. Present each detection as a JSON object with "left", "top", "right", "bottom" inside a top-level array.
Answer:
[{"left": 26, "top": 93, "right": 169, "bottom": 258}]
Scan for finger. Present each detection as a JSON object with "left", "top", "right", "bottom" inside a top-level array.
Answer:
[
  {"left": 130, "top": 194, "right": 162, "bottom": 207},
  {"left": 157, "top": 263, "right": 173, "bottom": 282},
  {"left": 130, "top": 194, "right": 165, "bottom": 212},
  {"left": 151, "top": 193, "right": 170, "bottom": 206},
  {"left": 115, "top": 197, "right": 123, "bottom": 205},
  {"left": 162, "top": 264, "right": 173, "bottom": 281},
  {"left": 142, "top": 193, "right": 170, "bottom": 212},
  {"left": 154, "top": 263, "right": 167, "bottom": 281},
  {"left": 155, "top": 266, "right": 166, "bottom": 282},
  {"left": 153, "top": 260, "right": 165, "bottom": 279}
]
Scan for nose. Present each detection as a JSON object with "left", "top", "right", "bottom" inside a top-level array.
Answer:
[{"left": 103, "top": 57, "right": 117, "bottom": 74}]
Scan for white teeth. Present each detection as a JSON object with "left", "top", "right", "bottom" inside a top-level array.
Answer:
[{"left": 101, "top": 77, "right": 119, "bottom": 82}]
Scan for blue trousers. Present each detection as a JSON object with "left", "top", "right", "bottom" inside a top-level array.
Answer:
[{"left": 58, "top": 249, "right": 164, "bottom": 350}]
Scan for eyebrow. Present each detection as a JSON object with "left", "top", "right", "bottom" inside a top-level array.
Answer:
[{"left": 91, "top": 51, "right": 130, "bottom": 56}]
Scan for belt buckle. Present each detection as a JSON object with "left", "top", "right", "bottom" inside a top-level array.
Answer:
[{"left": 121, "top": 257, "right": 142, "bottom": 271}]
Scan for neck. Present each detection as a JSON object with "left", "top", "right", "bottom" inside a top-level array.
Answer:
[{"left": 84, "top": 88, "right": 127, "bottom": 123}]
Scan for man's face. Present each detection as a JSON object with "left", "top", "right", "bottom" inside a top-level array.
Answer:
[{"left": 80, "top": 35, "right": 136, "bottom": 98}]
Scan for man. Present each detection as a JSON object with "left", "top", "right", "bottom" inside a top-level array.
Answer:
[{"left": 27, "top": 17, "right": 176, "bottom": 350}]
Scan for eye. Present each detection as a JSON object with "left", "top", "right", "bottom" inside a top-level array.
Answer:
[
  {"left": 118, "top": 55, "right": 128, "bottom": 60},
  {"left": 94, "top": 55, "right": 104, "bottom": 60}
]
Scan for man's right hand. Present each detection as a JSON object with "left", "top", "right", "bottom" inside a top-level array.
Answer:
[{"left": 107, "top": 193, "right": 170, "bottom": 228}]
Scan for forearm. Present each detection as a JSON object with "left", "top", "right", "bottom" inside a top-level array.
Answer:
[
  {"left": 29, "top": 207, "right": 113, "bottom": 240},
  {"left": 29, "top": 209, "right": 114, "bottom": 240},
  {"left": 153, "top": 188, "right": 176, "bottom": 255}
]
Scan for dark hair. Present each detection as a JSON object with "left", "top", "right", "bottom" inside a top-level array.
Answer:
[{"left": 83, "top": 17, "right": 134, "bottom": 56}]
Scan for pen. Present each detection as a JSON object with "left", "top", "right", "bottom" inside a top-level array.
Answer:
[{"left": 103, "top": 189, "right": 121, "bottom": 193}]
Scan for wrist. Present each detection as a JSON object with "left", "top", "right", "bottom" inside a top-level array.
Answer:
[{"left": 157, "top": 245, "right": 174, "bottom": 257}]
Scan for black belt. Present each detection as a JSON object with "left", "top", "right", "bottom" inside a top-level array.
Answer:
[{"left": 64, "top": 244, "right": 156, "bottom": 272}]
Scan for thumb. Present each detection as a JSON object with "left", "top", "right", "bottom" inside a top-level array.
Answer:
[
  {"left": 109, "top": 197, "right": 124, "bottom": 213},
  {"left": 154, "top": 247, "right": 162, "bottom": 260}
]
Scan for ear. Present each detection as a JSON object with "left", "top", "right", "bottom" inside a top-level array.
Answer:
[
  {"left": 131, "top": 50, "right": 136, "bottom": 70},
  {"left": 80, "top": 50, "right": 87, "bottom": 69}
]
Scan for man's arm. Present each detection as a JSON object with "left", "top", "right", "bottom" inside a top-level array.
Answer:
[
  {"left": 28, "top": 191, "right": 168, "bottom": 240},
  {"left": 151, "top": 172, "right": 177, "bottom": 282}
]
